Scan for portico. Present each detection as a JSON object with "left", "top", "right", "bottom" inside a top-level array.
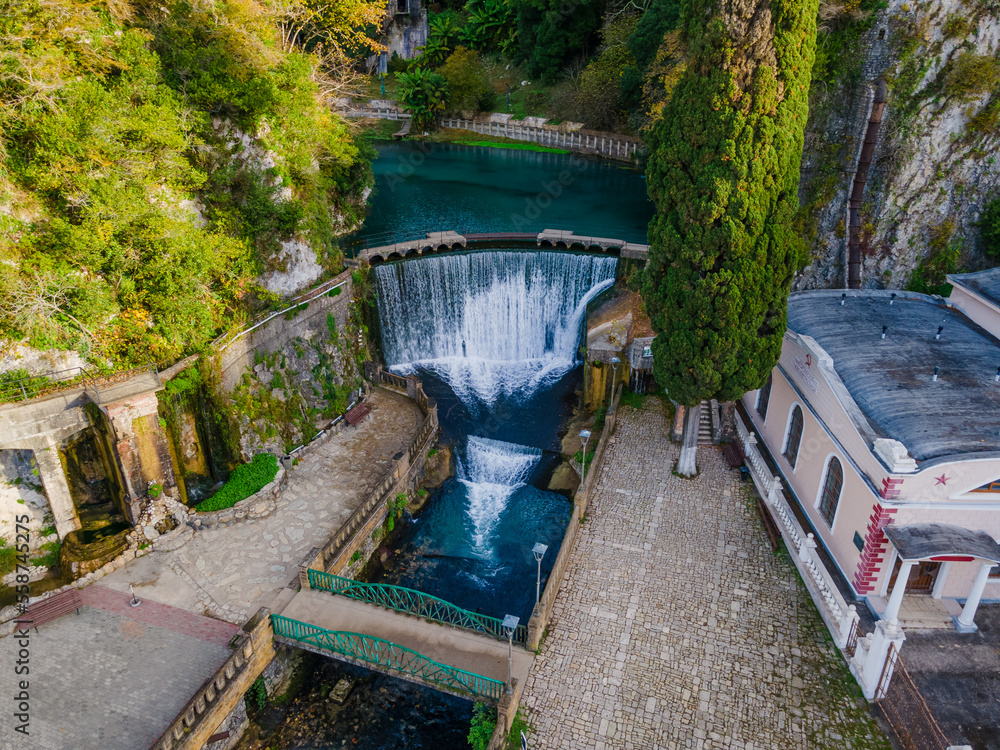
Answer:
[{"left": 878, "top": 523, "right": 1000, "bottom": 633}]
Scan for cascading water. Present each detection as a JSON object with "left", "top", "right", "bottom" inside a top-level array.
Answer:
[
  {"left": 458, "top": 437, "right": 542, "bottom": 551},
  {"left": 373, "top": 250, "right": 617, "bottom": 624},
  {"left": 375, "top": 251, "right": 617, "bottom": 407}
]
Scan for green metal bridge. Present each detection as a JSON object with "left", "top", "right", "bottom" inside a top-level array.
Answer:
[
  {"left": 272, "top": 614, "right": 506, "bottom": 701},
  {"left": 307, "top": 569, "right": 529, "bottom": 645}
]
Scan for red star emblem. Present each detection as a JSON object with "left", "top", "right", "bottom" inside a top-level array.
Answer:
[{"left": 935, "top": 474, "right": 949, "bottom": 486}]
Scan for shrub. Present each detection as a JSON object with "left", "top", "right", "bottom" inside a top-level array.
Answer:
[
  {"left": 942, "top": 14, "right": 973, "bottom": 39},
  {"left": 980, "top": 197, "right": 1000, "bottom": 259},
  {"left": 398, "top": 67, "right": 449, "bottom": 130},
  {"left": 944, "top": 52, "right": 1000, "bottom": 100},
  {"left": 33, "top": 541, "right": 61, "bottom": 568},
  {"left": 196, "top": 453, "right": 279, "bottom": 512},
  {"left": 468, "top": 702, "right": 496, "bottom": 750},
  {"left": 439, "top": 48, "right": 494, "bottom": 111},
  {"left": 907, "top": 221, "right": 961, "bottom": 297}
]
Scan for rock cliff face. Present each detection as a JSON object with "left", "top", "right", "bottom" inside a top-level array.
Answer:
[{"left": 797, "top": 0, "right": 1000, "bottom": 290}]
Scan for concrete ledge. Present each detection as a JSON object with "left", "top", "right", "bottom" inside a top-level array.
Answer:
[{"left": 190, "top": 467, "right": 287, "bottom": 530}]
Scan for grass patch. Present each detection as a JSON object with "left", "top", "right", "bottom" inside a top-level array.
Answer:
[
  {"left": 33, "top": 541, "right": 61, "bottom": 568},
  {"left": 195, "top": 453, "right": 279, "bottom": 512},
  {"left": 0, "top": 539, "right": 16, "bottom": 577},
  {"left": 619, "top": 388, "right": 647, "bottom": 409},
  {"left": 453, "top": 138, "right": 568, "bottom": 154}
]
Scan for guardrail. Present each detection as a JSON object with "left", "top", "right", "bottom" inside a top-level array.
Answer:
[
  {"left": 272, "top": 615, "right": 505, "bottom": 701},
  {"left": 734, "top": 408, "right": 859, "bottom": 649},
  {"left": 308, "top": 570, "right": 528, "bottom": 645},
  {"left": 440, "top": 118, "right": 641, "bottom": 160}
]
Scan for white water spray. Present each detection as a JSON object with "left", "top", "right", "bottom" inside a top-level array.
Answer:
[{"left": 374, "top": 251, "right": 617, "bottom": 406}]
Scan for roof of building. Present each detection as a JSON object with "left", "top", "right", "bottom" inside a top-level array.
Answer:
[
  {"left": 786, "top": 290, "right": 1000, "bottom": 462},
  {"left": 948, "top": 267, "right": 1000, "bottom": 308},
  {"left": 884, "top": 523, "right": 1000, "bottom": 563}
]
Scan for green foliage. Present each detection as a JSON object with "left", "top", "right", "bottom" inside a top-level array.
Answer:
[
  {"left": 461, "top": 0, "right": 517, "bottom": 53},
  {"left": 385, "top": 492, "right": 408, "bottom": 533},
  {"left": 907, "top": 221, "right": 961, "bottom": 297},
  {"left": 943, "top": 52, "right": 1000, "bottom": 100},
  {"left": 619, "top": 387, "right": 648, "bottom": 409},
  {"left": 575, "top": 15, "right": 639, "bottom": 131},
  {"left": 468, "top": 702, "right": 497, "bottom": 750},
  {"left": 195, "top": 453, "right": 279, "bottom": 512},
  {"left": 979, "top": 197, "right": 1000, "bottom": 259},
  {"left": 148, "top": 482, "right": 163, "bottom": 499},
  {"left": 245, "top": 676, "right": 267, "bottom": 711},
  {"left": 398, "top": 68, "right": 450, "bottom": 129},
  {"left": 0, "top": 0, "right": 371, "bottom": 367},
  {"left": 642, "top": 0, "right": 819, "bottom": 407},
  {"left": 593, "top": 403, "right": 607, "bottom": 430},
  {"left": 350, "top": 549, "right": 363, "bottom": 563},
  {"left": 0, "top": 539, "right": 16, "bottom": 577},
  {"left": 510, "top": 0, "right": 605, "bottom": 82},
  {"left": 440, "top": 48, "right": 495, "bottom": 111},
  {"left": 628, "top": 0, "right": 681, "bottom": 68},
  {"left": 505, "top": 710, "right": 534, "bottom": 750},
  {"left": 942, "top": 13, "right": 974, "bottom": 39},
  {"left": 34, "top": 541, "right": 61, "bottom": 568},
  {"left": 420, "top": 14, "right": 462, "bottom": 67}
]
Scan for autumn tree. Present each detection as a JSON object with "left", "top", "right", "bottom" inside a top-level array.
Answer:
[{"left": 641, "top": 0, "right": 818, "bottom": 475}]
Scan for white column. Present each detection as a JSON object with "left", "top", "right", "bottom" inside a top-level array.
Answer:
[
  {"left": 855, "top": 618, "right": 906, "bottom": 700},
  {"left": 883, "top": 560, "right": 916, "bottom": 624},
  {"left": 931, "top": 561, "right": 951, "bottom": 599},
  {"left": 956, "top": 561, "right": 994, "bottom": 632}
]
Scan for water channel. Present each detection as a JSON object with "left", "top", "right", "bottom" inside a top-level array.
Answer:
[{"left": 245, "top": 143, "right": 652, "bottom": 749}]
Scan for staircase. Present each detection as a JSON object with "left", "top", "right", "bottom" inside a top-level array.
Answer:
[{"left": 697, "top": 401, "right": 714, "bottom": 445}]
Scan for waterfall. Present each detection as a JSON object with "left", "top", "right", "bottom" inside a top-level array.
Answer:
[
  {"left": 457, "top": 437, "right": 542, "bottom": 549},
  {"left": 374, "top": 251, "right": 617, "bottom": 406}
]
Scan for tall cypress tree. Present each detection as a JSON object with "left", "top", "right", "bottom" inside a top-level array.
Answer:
[{"left": 641, "top": 0, "right": 818, "bottom": 474}]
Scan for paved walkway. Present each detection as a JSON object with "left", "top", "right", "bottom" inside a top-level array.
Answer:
[
  {"left": 0, "top": 590, "right": 234, "bottom": 750},
  {"left": 279, "top": 589, "right": 534, "bottom": 687},
  {"left": 100, "top": 388, "right": 423, "bottom": 623},
  {"left": 520, "top": 399, "right": 890, "bottom": 750}
]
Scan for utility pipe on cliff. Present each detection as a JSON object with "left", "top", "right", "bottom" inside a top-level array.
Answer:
[{"left": 847, "top": 79, "right": 888, "bottom": 289}]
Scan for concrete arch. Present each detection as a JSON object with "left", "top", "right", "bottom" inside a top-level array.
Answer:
[
  {"left": 369, "top": 255, "right": 385, "bottom": 265},
  {"left": 387, "top": 252, "right": 403, "bottom": 261}
]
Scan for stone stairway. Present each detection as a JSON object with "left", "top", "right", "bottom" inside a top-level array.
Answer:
[{"left": 698, "top": 400, "right": 714, "bottom": 445}]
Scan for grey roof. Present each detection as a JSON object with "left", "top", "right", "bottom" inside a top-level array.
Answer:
[
  {"left": 884, "top": 523, "right": 1000, "bottom": 563},
  {"left": 787, "top": 290, "right": 1000, "bottom": 462},
  {"left": 948, "top": 267, "right": 1000, "bottom": 308}
]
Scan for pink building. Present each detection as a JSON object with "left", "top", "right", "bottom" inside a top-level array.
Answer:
[{"left": 740, "top": 276, "right": 1000, "bottom": 632}]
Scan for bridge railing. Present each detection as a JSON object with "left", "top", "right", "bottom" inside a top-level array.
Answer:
[
  {"left": 307, "top": 570, "right": 528, "bottom": 645},
  {"left": 272, "top": 615, "right": 505, "bottom": 701}
]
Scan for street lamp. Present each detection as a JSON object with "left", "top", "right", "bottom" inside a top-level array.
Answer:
[
  {"left": 610, "top": 356, "right": 620, "bottom": 401},
  {"left": 579, "top": 429, "right": 591, "bottom": 482},
  {"left": 502, "top": 614, "right": 520, "bottom": 691},
  {"left": 531, "top": 543, "right": 548, "bottom": 605}
]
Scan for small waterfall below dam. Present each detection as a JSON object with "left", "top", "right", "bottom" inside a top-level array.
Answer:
[{"left": 373, "top": 250, "right": 616, "bottom": 623}]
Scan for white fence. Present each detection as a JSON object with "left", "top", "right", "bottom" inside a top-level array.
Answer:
[{"left": 439, "top": 118, "right": 640, "bottom": 160}]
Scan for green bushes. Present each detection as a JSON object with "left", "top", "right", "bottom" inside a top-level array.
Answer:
[
  {"left": 0, "top": 539, "right": 16, "bottom": 577},
  {"left": 397, "top": 68, "right": 449, "bottom": 129},
  {"left": 440, "top": 48, "right": 495, "bottom": 111},
  {"left": 196, "top": 453, "right": 279, "bottom": 512},
  {"left": 979, "top": 197, "right": 1000, "bottom": 259},
  {"left": 943, "top": 52, "right": 1000, "bottom": 100},
  {"left": 467, "top": 702, "right": 496, "bottom": 750},
  {"left": 907, "top": 220, "right": 961, "bottom": 297}
]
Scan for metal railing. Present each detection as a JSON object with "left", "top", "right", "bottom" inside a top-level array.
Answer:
[
  {"left": 308, "top": 570, "right": 528, "bottom": 645},
  {"left": 271, "top": 615, "right": 505, "bottom": 700},
  {"left": 344, "top": 227, "right": 650, "bottom": 257},
  {"left": 875, "top": 646, "right": 951, "bottom": 749}
]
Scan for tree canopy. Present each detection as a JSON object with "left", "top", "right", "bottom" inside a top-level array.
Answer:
[{"left": 641, "top": 0, "right": 819, "bottom": 407}]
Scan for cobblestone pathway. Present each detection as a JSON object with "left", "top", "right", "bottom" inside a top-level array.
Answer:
[
  {"left": 100, "top": 387, "right": 423, "bottom": 622},
  {"left": 520, "top": 400, "right": 890, "bottom": 750},
  {"left": 0, "top": 599, "right": 232, "bottom": 750}
]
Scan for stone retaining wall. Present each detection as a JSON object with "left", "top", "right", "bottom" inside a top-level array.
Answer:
[
  {"left": 189, "top": 467, "right": 287, "bottom": 530},
  {"left": 526, "top": 384, "right": 623, "bottom": 650}
]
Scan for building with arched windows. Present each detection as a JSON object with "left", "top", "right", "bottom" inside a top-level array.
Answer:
[{"left": 740, "top": 275, "right": 1000, "bottom": 632}]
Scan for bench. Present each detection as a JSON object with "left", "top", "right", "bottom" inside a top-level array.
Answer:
[
  {"left": 344, "top": 402, "right": 371, "bottom": 427},
  {"left": 24, "top": 588, "right": 82, "bottom": 631},
  {"left": 755, "top": 498, "right": 782, "bottom": 551},
  {"left": 721, "top": 440, "right": 745, "bottom": 469}
]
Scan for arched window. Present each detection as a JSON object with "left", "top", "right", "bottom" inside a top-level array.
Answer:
[
  {"left": 819, "top": 457, "right": 844, "bottom": 526},
  {"left": 783, "top": 405, "right": 804, "bottom": 468},
  {"left": 756, "top": 373, "right": 773, "bottom": 421}
]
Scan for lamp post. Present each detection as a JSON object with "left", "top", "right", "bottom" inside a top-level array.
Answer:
[
  {"left": 610, "top": 356, "right": 620, "bottom": 402},
  {"left": 502, "top": 614, "right": 520, "bottom": 691},
  {"left": 579, "top": 429, "right": 591, "bottom": 482},
  {"left": 129, "top": 584, "right": 141, "bottom": 608},
  {"left": 532, "top": 543, "right": 548, "bottom": 605}
]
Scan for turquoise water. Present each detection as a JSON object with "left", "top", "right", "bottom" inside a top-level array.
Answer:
[{"left": 350, "top": 142, "right": 653, "bottom": 248}]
